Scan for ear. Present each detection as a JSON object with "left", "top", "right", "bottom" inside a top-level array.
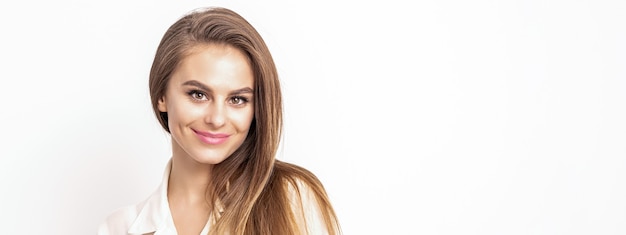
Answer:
[{"left": 157, "top": 96, "right": 167, "bottom": 112}]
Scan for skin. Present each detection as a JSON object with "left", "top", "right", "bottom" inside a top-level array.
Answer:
[{"left": 157, "top": 43, "right": 255, "bottom": 234}]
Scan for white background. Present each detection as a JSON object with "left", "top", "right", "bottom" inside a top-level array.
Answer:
[{"left": 0, "top": 0, "right": 625, "bottom": 234}]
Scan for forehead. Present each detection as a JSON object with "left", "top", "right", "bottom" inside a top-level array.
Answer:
[
  {"left": 170, "top": 43, "right": 254, "bottom": 88},
  {"left": 186, "top": 43, "right": 250, "bottom": 62}
]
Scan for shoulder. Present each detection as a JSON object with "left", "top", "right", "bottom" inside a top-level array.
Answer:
[
  {"left": 273, "top": 160, "right": 341, "bottom": 235},
  {"left": 273, "top": 160, "right": 323, "bottom": 190},
  {"left": 97, "top": 202, "right": 145, "bottom": 235},
  {"left": 272, "top": 161, "right": 327, "bottom": 207},
  {"left": 98, "top": 160, "right": 172, "bottom": 234},
  {"left": 272, "top": 160, "right": 329, "bottom": 201}
]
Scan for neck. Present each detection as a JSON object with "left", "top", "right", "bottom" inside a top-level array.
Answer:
[{"left": 167, "top": 143, "right": 213, "bottom": 206}]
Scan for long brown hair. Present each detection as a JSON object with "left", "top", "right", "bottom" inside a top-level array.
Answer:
[{"left": 148, "top": 7, "right": 340, "bottom": 235}]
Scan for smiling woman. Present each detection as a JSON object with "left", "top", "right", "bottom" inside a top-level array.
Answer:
[
  {"left": 97, "top": 7, "right": 341, "bottom": 235},
  {"left": 159, "top": 45, "right": 255, "bottom": 166}
]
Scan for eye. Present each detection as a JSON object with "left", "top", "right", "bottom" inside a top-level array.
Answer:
[
  {"left": 229, "top": 96, "right": 249, "bottom": 106},
  {"left": 187, "top": 90, "right": 207, "bottom": 101}
]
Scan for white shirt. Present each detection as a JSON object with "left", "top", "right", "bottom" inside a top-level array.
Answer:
[
  {"left": 98, "top": 160, "right": 210, "bottom": 235},
  {"left": 98, "top": 160, "right": 328, "bottom": 235}
]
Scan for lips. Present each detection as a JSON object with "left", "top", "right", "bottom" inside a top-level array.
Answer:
[{"left": 192, "top": 129, "right": 230, "bottom": 145}]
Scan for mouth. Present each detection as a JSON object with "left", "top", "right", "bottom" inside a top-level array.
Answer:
[{"left": 192, "top": 129, "right": 230, "bottom": 145}]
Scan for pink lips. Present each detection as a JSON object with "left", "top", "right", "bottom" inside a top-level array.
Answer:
[{"left": 193, "top": 129, "right": 230, "bottom": 145}]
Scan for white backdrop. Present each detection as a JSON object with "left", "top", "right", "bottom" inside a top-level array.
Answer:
[{"left": 0, "top": 0, "right": 625, "bottom": 234}]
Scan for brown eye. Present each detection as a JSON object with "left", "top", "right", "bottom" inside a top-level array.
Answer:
[
  {"left": 229, "top": 96, "right": 248, "bottom": 105},
  {"left": 188, "top": 90, "right": 207, "bottom": 101}
]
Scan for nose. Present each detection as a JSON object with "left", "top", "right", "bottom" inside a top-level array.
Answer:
[{"left": 204, "top": 102, "right": 226, "bottom": 128}]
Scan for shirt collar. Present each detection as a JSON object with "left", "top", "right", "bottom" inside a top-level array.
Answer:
[{"left": 127, "top": 159, "right": 173, "bottom": 234}]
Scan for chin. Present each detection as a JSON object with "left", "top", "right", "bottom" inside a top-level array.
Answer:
[
  {"left": 196, "top": 158, "right": 228, "bottom": 165},
  {"left": 189, "top": 150, "right": 233, "bottom": 165}
]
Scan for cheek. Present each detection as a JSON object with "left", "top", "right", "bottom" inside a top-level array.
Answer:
[
  {"left": 231, "top": 107, "right": 254, "bottom": 131},
  {"left": 167, "top": 99, "right": 204, "bottom": 125}
]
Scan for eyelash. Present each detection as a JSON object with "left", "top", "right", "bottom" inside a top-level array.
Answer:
[
  {"left": 229, "top": 96, "right": 249, "bottom": 105},
  {"left": 186, "top": 90, "right": 250, "bottom": 106},
  {"left": 187, "top": 90, "right": 207, "bottom": 101}
]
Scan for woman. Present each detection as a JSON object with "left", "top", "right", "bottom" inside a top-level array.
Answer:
[{"left": 98, "top": 7, "right": 341, "bottom": 235}]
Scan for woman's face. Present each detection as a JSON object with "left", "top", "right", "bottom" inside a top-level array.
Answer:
[{"left": 158, "top": 44, "right": 254, "bottom": 165}]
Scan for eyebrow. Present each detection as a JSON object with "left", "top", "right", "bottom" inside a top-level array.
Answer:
[{"left": 182, "top": 80, "right": 254, "bottom": 95}]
